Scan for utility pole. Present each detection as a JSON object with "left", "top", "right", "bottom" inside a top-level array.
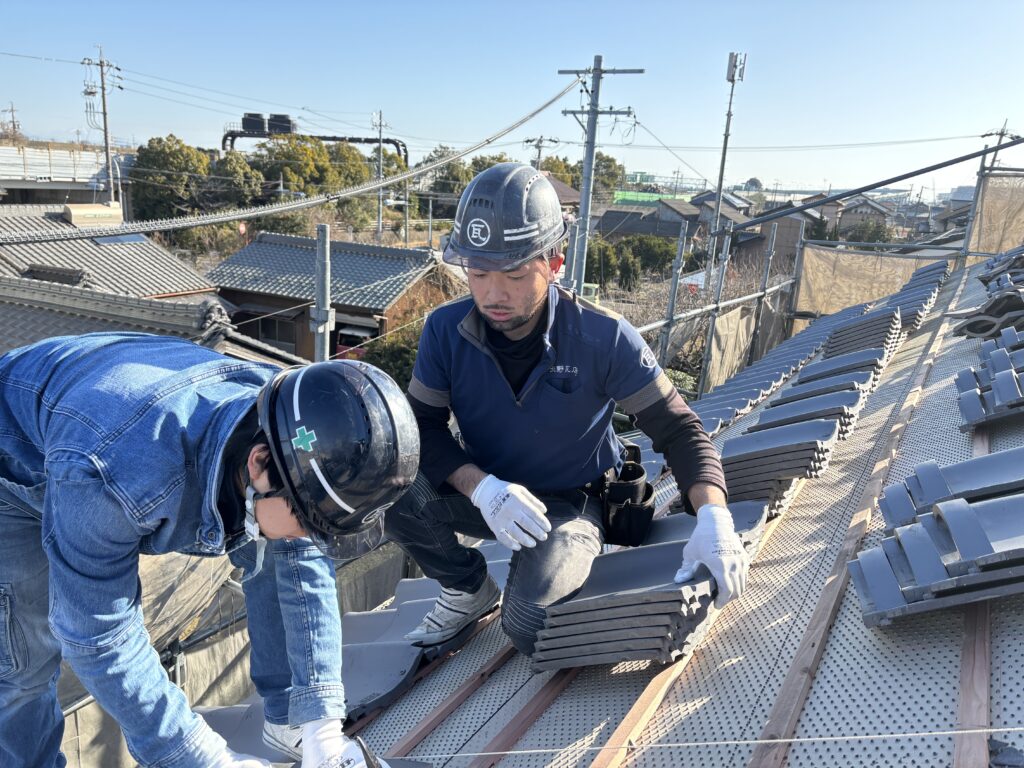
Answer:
[
  {"left": 523, "top": 136, "right": 560, "bottom": 169},
  {"left": 707, "top": 51, "right": 746, "bottom": 291},
  {"left": 1, "top": 102, "right": 19, "bottom": 137},
  {"left": 311, "top": 224, "right": 335, "bottom": 362},
  {"left": 373, "top": 111, "right": 387, "bottom": 243},
  {"left": 559, "top": 55, "right": 643, "bottom": 294},
  {"left": 81, "top": 47, "right": 120, "bottom": 205}
]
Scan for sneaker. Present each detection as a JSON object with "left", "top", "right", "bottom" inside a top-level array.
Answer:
[
  {"left": 262, "top": 720, "right": 302, "bottom": 760},
  {"left": 404, "top": 574, "right": 501, "bottom": 646},
  {"left": 316, "top": 736, "right": 391, "bottom": 768}
]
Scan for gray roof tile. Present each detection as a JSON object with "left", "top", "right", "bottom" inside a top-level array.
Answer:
[
  {"left": 207, "top": 233, "right": 436, "bottom": 312},
  {"left": 0, "top": 205, "right": 214, "bottom": 297},
  {"left": 0, "top": 275, "right": 303, "bottom": 365}
]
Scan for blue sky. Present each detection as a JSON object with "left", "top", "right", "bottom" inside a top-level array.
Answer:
[{"left": 3, "top": 0, "right": 1022, "bottom": 201}]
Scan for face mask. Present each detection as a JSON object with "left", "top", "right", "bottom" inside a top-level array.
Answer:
[{"left": 241, "top": 483, "right": 269, "bottom": 583}]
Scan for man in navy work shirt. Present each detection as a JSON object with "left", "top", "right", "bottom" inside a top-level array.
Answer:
[
  {"left": 0, "top": 334, "right": 413, "bottom": 768},
  {"left": 384, "top": 163, "right": 749, "bottom": 654}
]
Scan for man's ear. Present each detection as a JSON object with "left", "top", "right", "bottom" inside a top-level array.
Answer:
[
  {"left": 246, "top": 444, "right": 271, "bottom": 483},
  {"left": 548, "top": 252, "right": 565, "bottom": 275}
]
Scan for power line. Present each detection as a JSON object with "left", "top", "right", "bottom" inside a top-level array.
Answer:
[
  {"left": 561, "top": 133, "right": 980, "bottom": 153},
  {"left": 0, "top": 49, "right": 80, "bottom": 65},
  {"left": 121, "top": 86, "right": 239, "bottom": 117},
  {"left": 633, "top": 121, "right": 712, "bottom": 186},
  {"left": 0, "top": 77, "right": 582, "bottom": 245}
]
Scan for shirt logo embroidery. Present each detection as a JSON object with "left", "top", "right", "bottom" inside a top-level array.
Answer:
[
  {"left": 467, "top": 218, "right": 491, "bottom": 247},
  {"left": 641, "top": 346, "right": 657, "bottom": 368},
  {"left": 292, "top": 426, "right": 318, "bottom": 452},
  {"left": 548, "top": 365, "right": 579, "bottom": 375}
]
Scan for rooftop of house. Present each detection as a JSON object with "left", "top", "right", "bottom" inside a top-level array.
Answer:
[
  {"left": 0, "top": 273, "right": 305, "bottom": 365},
  {"left": 193, "top": 258, "right": 1024, "bottom": 768},
  {"left": 206, "top": 233, "right": 437, "bottom": 312},
  {"left": 0, "top": 204, "right": 214, "bottom": 298}
]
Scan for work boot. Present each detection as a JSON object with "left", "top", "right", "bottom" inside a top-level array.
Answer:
[
  {"left": 262, "top": 721, "right": 302, "bottom": 759},
  {"left": 404, "top": 574, "right": 501, "bottom": 646}
]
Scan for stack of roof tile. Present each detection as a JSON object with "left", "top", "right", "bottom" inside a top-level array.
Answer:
[
  {"left": 949, "top": 287, "right": 1024, "bottom": 339},
  {"left": 791, "top": 347, "right": 889, "bottom": 391},
  {"left": 340, "top": 541, "right": 512, "bottom": 721},
  {"left": 979, "top": 325, "right": 1024, "bottom": 359},
  {"left": 750, "top": 388, "right": 867, "bottom": 438},
  {"left": 850, "top": 491, "right": 1024, "bottom": 627},
  {"left": 531, "top": 502, "right": 768, "bottom": 671},
  {"left": 873, "top": 261, "right": 948, "bottom": 332},
  {"left": 688, "top": 304, "right": 872, "bottom": 436},
  {"left": 985, "top": 271, "right": 1024, "bottom": 297},
  {"left": 877, "top": 448, "right": 1024, "bottom": 529},
  {"left": 978, "top": 244, "right": 1024, "bottom": 287},
  {"left": 721, "top": 419, "right": 841, "bottom": 517},
  {"left": 956, "top": 344, "right": 1024, "bottom": 430},
  {"left": 823, "top": 307, "right": 903, "bottom": 359}
]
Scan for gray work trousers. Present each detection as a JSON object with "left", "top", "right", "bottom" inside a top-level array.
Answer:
[{"left": 383, "top": 472, "right": 605, "bottom": 655}]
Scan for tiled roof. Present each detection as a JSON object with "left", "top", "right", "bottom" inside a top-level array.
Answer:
[
  {"left": 207, "top": 233, "right": 436, "bottom": 312},
  {"left": 0, "top": 205, "right": 214, "bottom": 297},
  {"left": 0, "top": 274, "right": 304, "bottom": 365},
  {"left": 658, "top": 198, "right": 700, "bottom": 217},
  {"left": 700, "top": 200, "right": 750, "bottom": 225},
  {"left": 540, "top": 171, "right": 580, "bottom": 205}
]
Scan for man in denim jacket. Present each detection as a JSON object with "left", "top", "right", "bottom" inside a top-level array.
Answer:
[{"left": 0, "top": 333, "right": 416, "bottom": 768}]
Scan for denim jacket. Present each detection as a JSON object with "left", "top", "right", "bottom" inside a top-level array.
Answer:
[{"left": 0, "top": 333, "right": 277, "bottom": 767}]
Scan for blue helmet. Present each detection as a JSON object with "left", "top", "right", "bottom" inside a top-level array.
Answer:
[
  {"left": 256, "top": 359, "right": 419, "bottom": 559},
  {"left": 444, "top": 162, "right": 567, "bottom": 271}
]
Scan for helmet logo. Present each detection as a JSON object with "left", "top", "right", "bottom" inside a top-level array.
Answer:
[
  {"left": 292, "top": 426, "right": 318, "bottom": 452},
  {"left": 466, "top": 218, "right": 491, "bottom": 247}
]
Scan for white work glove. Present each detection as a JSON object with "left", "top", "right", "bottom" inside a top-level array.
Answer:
[
  {"left": 674, "top": 503, "right": 749, "bottom": 609},
  {"left": 211, "top": 748, "right": 272, "bottom": 767},
  {"left": 470, "top": 474, "right": 551, "bottom": 551},
  {"left": 302, "top": 718, "right": 392, "bottom": 768}
]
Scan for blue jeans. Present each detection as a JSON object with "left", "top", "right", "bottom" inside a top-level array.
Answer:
[
  {"left": 229, "top": 538, "right": 346, "bottom": 727},
  {"left": 0, "top": 482, "right": 345, "bottom": 767},
  {"left": 383, "top": 473, "right": 605, "bottom": 655}
]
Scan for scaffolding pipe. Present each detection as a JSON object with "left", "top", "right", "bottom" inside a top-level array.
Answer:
[{"left": 711, "top": 135, "right": 1024, "bottom": 238}]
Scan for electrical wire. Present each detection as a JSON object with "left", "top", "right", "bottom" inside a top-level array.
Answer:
[
  {"left": 561, "top": 133, "right": 981, "bottom": 153},
  {"left": 0, "top": 77, "right": 582, "bottom": 245}
]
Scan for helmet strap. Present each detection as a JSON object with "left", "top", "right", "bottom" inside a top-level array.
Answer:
[{"left": 241, "top": 481, "right": 268, "bottom": 583}]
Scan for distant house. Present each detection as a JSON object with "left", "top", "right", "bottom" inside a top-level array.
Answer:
[
  {"left": 838, "top": 195, "right": 891, "bottom": 234},
  {"left": 207, "top": 233, "right": 464, "bottom": 359},
  {"left": 935, "top": 202, "right": 972, "bottom": 232},
  {"left": 656, "top": 198, "right": 701, "bottom": 229},
  {"left": 539, "top": 171, "right": 580, "bottom": 212},
  {"left": 0, "top": 204, "right": 216, "bottom": 298},
  {"left": 593, "top": 205, "right": 685, "bottom": 243},
  {"left": 949, "top": 185, "right": 976, "bottom": 206},
  {"left": 696, "top": 200, "right": 750, "bottom": 239},
  {"left": 689, "top": 190, "right": 754, "bottom": 216},
  {"left": 799, "top": 193, "right": 844, "bottom": 228},
  {"left": 741, "top": 202, "right": 822, "bottom": 263}
]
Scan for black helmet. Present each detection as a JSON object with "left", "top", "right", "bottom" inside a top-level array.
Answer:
[
  {"left": 443, "top": 162, "right": 567, "bottom": 271},
  {"left": 256, "top": 360, "right": 419, "bottom": 559}
]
